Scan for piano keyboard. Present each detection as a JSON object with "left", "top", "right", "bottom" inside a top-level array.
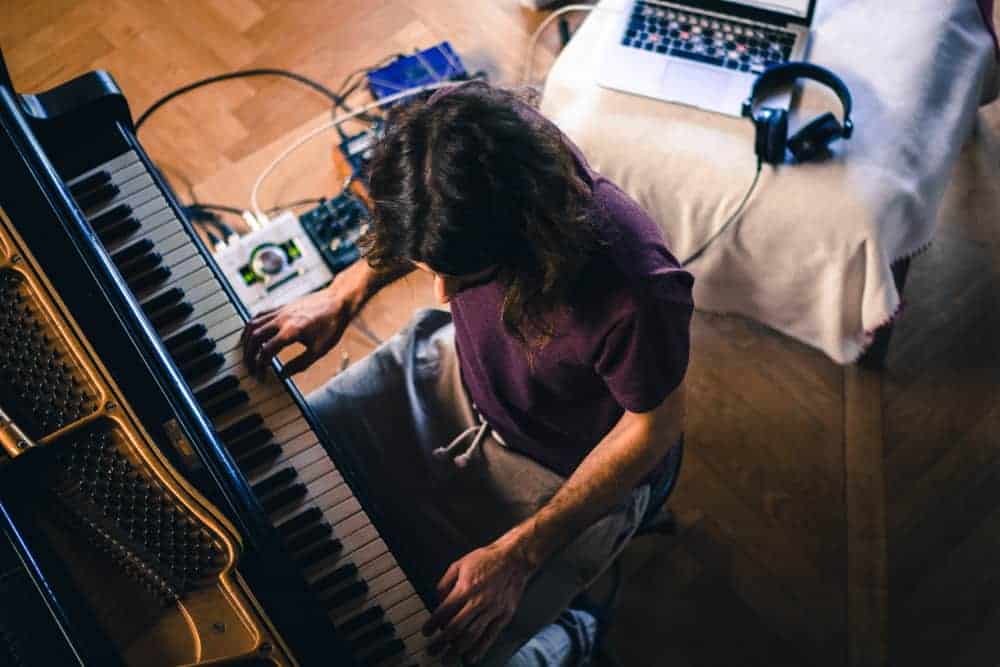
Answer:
[{"left": 67, "top": 151, "right": 435, "bottom": 667}]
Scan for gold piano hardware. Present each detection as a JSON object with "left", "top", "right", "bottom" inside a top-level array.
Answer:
[
  {"left": 0, "top": 205, "right": 296, "bottom": 666},
  {"left": 0, "top": 404, "right": 32, "bottom": 460}
]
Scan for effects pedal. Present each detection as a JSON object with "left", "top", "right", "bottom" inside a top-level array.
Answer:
[{"left": 298, "top": 192, "right": 369, "bottom": 274}]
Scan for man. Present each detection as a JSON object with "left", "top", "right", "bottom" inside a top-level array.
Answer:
[{"left": 241, "top": 81, "right": 693, "bottom": 666}]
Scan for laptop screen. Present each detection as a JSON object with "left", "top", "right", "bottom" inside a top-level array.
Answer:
[{"left": 731, "top": 0, "right": 810, "bottom": 19}]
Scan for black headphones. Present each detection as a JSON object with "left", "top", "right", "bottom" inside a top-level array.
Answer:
[{"left": 741, "top": 62, "right": 854, "bottom": 165}]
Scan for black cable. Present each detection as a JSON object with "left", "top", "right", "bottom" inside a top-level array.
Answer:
[
  {"left": 681, "top": 159, "right": 764, "bottom": 267},
  {"left": 191, "top": 219, "right": 222, "bottom": 247},
  {"left": 183, "top": 204, "right": 236, "bottom": 237},
  {"left": 136, "top": 68, "right": 362, "bottom": 131},
  {"left": 191, "top": 202, "right": 244, "bottom": 216},
  {"left": 266, "top": 198, "right": 326, "bottom": 214},
  {"left": 334, "top": 54, "right": 405, "bottom": 101}
]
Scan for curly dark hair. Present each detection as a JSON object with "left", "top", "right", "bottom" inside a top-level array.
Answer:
[{"left": 362, "top": 81, "right": 601, "bottom": 348}]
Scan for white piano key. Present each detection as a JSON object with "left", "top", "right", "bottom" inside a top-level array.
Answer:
[
  {"left": 253, "top": 440, "right": 326, "bottom": 483},
  {"left": 139, "top": 265, "right": 212, "bottom": 305},
  {"left": 147, "top": 229, "right": 192, "bottom": 257},
  {"left": 135, "top": 207, "right": 181, "bottom": 239},
  {"left": 325, "top": 496, "right": 363, "bottom": 524},
  {"left": 269, "top": 471, "right": 346, "bottom": 524},
  {"left": 108, "top": 161, "right": 148, "bottom": 187},
  {"left": 180, "top": 290, "right": 231, "bottom": 324},
  {"left": 339, "top": 523, "right": 379, "bottom": 555},
  {"left": 271, "top": 417, "right": 312, "bottom": 445},
  {"left": 213, "top": 329, "right": 242, "bottom": 356},
  {"left": 105, "top": 210, "right": 176, "bottom": 257},
  {"left": 68, "top": 152, "right": 137, "bottom": 185},
  {"left": 331, "top": 507, "right": 369, "bottom": 540},
  {"left": 209, "top": 383, "right": 290, "bottom": 423},
  {"left": 204, "top": 313, "right": 245, "bottom": 343},
  {"left": 160, "top": 242, "right": 202, "bottom": 272},
  {"left": 196, "top": 300, "right": 241, "bottom": 333},
  {"left": 270, "top": 435, "right": 324, "bottom": 470},
  {"left": 86, "top": 176, "right": 156, "bottom": 217}
]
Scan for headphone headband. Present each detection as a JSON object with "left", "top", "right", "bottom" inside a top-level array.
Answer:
[{"left": 741, "top": 62, "right": 853, "bottom": 138}]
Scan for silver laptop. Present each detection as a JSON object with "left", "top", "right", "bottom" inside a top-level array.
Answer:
[{"left": 597, "top": 0, "right": 816, "bottom": 116}]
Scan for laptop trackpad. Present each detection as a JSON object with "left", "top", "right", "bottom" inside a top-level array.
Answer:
[
  {"left": 662, "top": 61, "right": 732, "bottom": 97},
  {"left": 661, "top": 61, "right": 748, "bottom": 115}
]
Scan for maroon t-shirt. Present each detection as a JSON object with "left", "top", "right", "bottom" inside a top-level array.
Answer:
[{"left": 450, "top": 141, "right": 694, "bottom": 478}]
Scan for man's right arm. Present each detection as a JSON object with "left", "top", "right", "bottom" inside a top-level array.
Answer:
[{"left": 241, "top": 259, "right": 414, "bottom": 377}]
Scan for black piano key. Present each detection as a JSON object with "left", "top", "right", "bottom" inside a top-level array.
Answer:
[
  {"left": 261, "top": 482, "right": 307, "bottom": 513},
  {"left": 151, "top": 301, "right": 194, "bottom": 330},
  {"left": 111, "top": 238, "right": 154, "bottom": 265},
  {"left": 180, "top": 352, "right": 225, "bottom": 382},
  {"left": 363, "top": 638, "right": 405, "bottom": 665},
  {"left": 226, "top": 428, "right": 272, "bottom": 456},
  {"left": 312, "top": 562, "right": 358, "bottom": 593},
  {"left": 353, "top": 622, "right": 395, "bottom": 652},
  {"left": 142, "top": 287, "right": 184, "bottom": 316},
  {"left": 119, "top": 252, "right": 162, "bottom": 280},
  {"left": 90, "top": 204, "right": 132, "bottom": 231},
  {"left": 69, "top": 171, "right": 111, "bottom": 197},
  {"left": 165, "top": 323, "right": 208, "bottom": 350},
  {"left": 296, "top": 539, "right": 343, "bottom": 570},
  {"left": 338, "top": 607, "right": 385, "bottom": 636},
  {"left": 193, "top": 372, "right": 237, "bottom": 402},
  {"left": 96, "top": 217, "right": 141, "bottom": 245},
  {"left": 237, "top": 444, "right": 282, "bottom": 473},
  {"left": 172, "top": 337, "right": 215, "bottom": 366},
  {"left": 218, "top": 414, "right": 264, "bottom": 443},
  {"left": 252, "top": 467, "right": 297, "bottom": 497},
  {"left": 76, "top": 182, "right": 120, "bottom": 211},
  {"left": 276, "top": 507, "right": 324, "bottom": 538},
  {"left": 128, "top": 266, "right": 171, "bottom": 293},
  {"left": 323, "top": 580, "right": 366, "bottom": 610},
  {"left": 285, "top": 522, "right": 331, "bottom": 554},
  {"left": 204, "top": 390, "right": 249, "bottom": 419}
]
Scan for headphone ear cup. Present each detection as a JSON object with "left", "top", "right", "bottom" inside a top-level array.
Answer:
[
  {"left": 754, "top": 108, "right": 788, "bottom": 165},
  {"left": 788, "top": 112, "right": 843, "bottom": 162}
]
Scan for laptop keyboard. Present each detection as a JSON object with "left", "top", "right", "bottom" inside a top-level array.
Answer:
[{"left": 622, "top": 1, "right": 796, "bottom": 74}]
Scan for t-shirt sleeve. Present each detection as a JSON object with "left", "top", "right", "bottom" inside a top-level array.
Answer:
[{"left": 592, "top": 275, "right": 694, "bottom": 413}]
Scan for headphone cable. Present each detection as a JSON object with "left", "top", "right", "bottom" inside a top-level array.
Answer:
[{"left": 681, "top": 158, "right": 763, "bottom": 267}]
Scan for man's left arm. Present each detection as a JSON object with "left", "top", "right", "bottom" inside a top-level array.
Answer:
[{"left": 422, "top": 382, "right": 686, "bottom": 663}]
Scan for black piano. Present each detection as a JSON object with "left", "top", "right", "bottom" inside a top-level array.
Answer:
[{"left": 0, "top": 50, "right": 437, "bottom": 666}]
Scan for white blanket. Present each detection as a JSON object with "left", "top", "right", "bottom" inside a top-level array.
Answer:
[{"left": 540, "top": 0, "right": 999, "bottom": 363}]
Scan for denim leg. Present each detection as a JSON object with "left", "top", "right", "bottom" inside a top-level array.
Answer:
[{"left": 505, "top": 610, "right": 599, "bottom": 667}]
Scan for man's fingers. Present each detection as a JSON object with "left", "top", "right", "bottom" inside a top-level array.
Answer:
[
  {"left": 437, "top": 562, "right": 460, "bottom": 597},
  {"left": 254, "top": 331, "right": 295, "bottom": 375},
  {"left": 423, "top": 584, "right": 467, "bottom": 637},
  {"left": 243, "top": 322, "right": 280, "bottom": 371},
  {"left": 468, "top": 616, "right": 506, "bottom": 664},
  {"left": 429, "top": 601, "right": 479, "bottom": 657},
  {"left": 447, "top": 610, "right": 492, "bottom": 660},
  {"left": 241, "top": 309, "right": 278, "bottom": 343},
  {"left": 279, "top": 349, "right": 317, "bottom": 378}
]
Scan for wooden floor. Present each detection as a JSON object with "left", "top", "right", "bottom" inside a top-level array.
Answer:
[{"left": 3, "top": 1, "right": 1000, "bottom": 665}]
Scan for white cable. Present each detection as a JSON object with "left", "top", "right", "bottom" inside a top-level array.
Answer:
[
  {"left": 250, "top": 80, "right": 456, "bottom": 219},
  {"left": 520, "top": 1, "right": 698, "bottom": 86},
  {"left": 522, "top": 4, "right": 599, "bottom": 86}
]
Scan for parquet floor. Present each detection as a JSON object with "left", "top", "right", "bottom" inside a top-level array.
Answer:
[{"left": 2, "top": 1, "right": 999, "bottom": 665}]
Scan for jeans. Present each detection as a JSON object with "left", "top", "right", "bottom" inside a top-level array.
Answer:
[
  {"left": 506, "top": 610, "right": 598, "bottom": 667},
  {"left": 306, "top": 310, "right": 651, "bottom": 666}
]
